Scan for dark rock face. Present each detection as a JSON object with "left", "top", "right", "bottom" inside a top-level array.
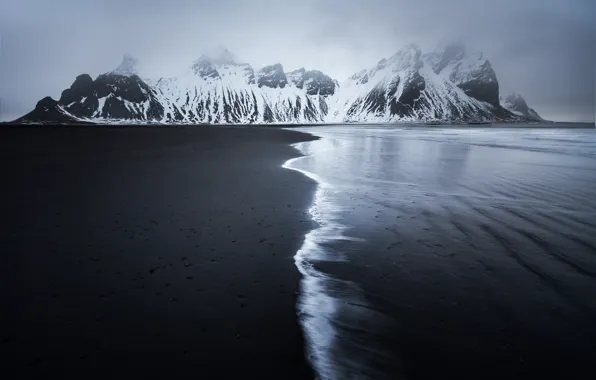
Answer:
[
  {"left": 15, "top": 97, "right": 87, "bottom": 124},
  {"left": 427, "top": 42, "right": 501, "bottom": 106},
  {"left": 458, "top": 77, "right": 499, "bottom": 106},
  {"left": 94, "top": 74, "right": 151, "bottom": 103},
  {"left": 389, "top": 44, "right": 423, "bottom": 71},
  {"left": 454, "top": 60, "right": 500, "bottom": 106},
  {"left": 358, "top": 73, "right": 369, "bottom": 85},
  {"left": 257, "top": 64, "right": 288, "bottom": 88},
  {"left": 303, "top": 70, "right": 336, "bottom": 96},
  {"left": 90, "top": 74, "right": 162, "bottom": 120},
  {"left": 40, "top": 72, "right": 165, "bottom": 121},
  {"left": 191, "top": 56, "right": 220, "bottom": 79},
  {"left": 503, "top": 93, "right": 543, "bottom": 120},
  {"left": 342, "top": 41, "right": 531, "bottom": 122},
  {"left": 396, "top": 71, "right": 426, "bottom": 108},
  {"left": 62, "top": 96, "right": 99, "bottom": 118},
  {"left": 429, "top": 42, "right": 466, "bottom": 74},
  {"left": 15, "top": 43, "right": 542, "bottom": 124},
  {"left": 57, "top": 74, "right": 99, "bottom": 118},
  {"left": 352, "top": 70, "right": 427, "bottom": 118},
  {"left": 287, "top": 68, "right": 335, "bottom": 95},
  {"left": 360, "top": 84, "right": 387, "bottom": 115},
  {"left": 287, "top": 68, "right": 306, "bottom": 88},
  {"left": 241, "top": 64, "right": 256, "bottom": 85},
  {"left": 349, "top": 69, "right": 369, "bottom": 85},
  {"left": 59, "top": 74, "right": 93, "bottom": 105},
  {"left": 35, "top": 97, "right": 60, "bottom": 113}
]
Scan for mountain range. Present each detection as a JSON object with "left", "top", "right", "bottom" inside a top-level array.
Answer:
[{"left": 15, "top": 43, "right": 544, "bottom": 125}]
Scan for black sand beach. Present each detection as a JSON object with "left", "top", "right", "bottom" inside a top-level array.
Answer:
[{"left": 0, "top": 125, "right": 318, "bottom": 379}]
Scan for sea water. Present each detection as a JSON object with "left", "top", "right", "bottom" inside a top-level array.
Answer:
[{"left": 284, "top": 125, "right": 596, "bottom": 380}]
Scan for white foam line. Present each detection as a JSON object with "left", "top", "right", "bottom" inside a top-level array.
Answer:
[{"left": 282, "top": 138, "right": 370, "bottom": 380}]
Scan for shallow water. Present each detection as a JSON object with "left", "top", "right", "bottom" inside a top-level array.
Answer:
[{"left": 284, "top": 126, "right": 596, "bottom": 380}]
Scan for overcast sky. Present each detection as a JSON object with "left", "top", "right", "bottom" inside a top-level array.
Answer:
[{"left": 1, "top": 0, "right": 594, "bottom": 122}]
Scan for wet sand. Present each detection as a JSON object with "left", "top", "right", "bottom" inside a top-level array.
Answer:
[
  {"left": 0, "top": 125, "right": 318, "bottom": 379},
  {"left": 286, "top": 126, "right": 596, "bottom": 380}
]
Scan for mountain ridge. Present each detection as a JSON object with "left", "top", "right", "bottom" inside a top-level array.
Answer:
[{"left": 15, "top": 43, "right": 545, "bottom": 124}]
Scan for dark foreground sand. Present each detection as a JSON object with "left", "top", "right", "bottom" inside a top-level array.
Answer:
[{"left": 0, "top": 125, "right": 318, "bottom": 379}]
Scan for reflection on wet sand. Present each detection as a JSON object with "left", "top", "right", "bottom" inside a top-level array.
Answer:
[{"left": 285, "top": 126, "right": 596, "bottom": 380}]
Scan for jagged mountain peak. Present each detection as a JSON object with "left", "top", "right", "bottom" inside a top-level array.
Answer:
[
  {"left": 302, "top": 70, "right": 336, "bottom": 96},
  {"left": 501, "top": 92, "right": 543, "bottom": 121},
  {"left": 205, "top": 46, "right": 237, "bottom": 65},
  {"left": 190, "top": 55, "right": 220, "bottom": 79},
  {"left": 440, "top": 42, "right": 467, "bottom": 64},
  {"left": 287, "top": 67, "right": 307, "bottom": 78},
  {"left": 111, "top": 53, "right": 139, "bottom": 76},
  {"left": 349, "top": 69, "right": 369, "bottom": 85},
  {"left": 256, "top": 63, "right": 287, "bottom": 88},
  {"left": 350, "top": 69, "right": 367, "bottom": 80},
  {"left": 16, "top": 41, "right": 544, "bottom": 125},
  {"left": 188, "top": 48, "right": 248, "bottom": 79},
  {"left": 388, "top": 43, "right": 423, "bottom": 71},
  {"left": 286, "top": 68, "right": 336, "bottom": 95},
  {"left": 261, "top": 63, "right": 284, "bottom": 71},
  {"left": 424, "top": 41, "right": 487, "bottom": 75},
  {"left": 366, "top": 44, "right": 423, "bottom": 78},
  {"left": 394, "top": 43, "right": 423, "bottom": 56},
  {"left": 287, "top": 68, "right": 306, "bottom": 87},
  {"left": 419, "top": 41, "right": 499, "bottom": 105}
]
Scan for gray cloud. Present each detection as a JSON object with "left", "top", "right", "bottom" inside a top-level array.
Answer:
[{"left": 1, "top": 0, "right": 594, "bottom": 122}]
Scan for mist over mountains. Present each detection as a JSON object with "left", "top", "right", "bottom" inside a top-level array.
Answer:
[{"left": 16, "top": 43, "right": 545, "bottom": 125}]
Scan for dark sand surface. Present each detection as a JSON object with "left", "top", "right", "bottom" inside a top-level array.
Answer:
[{"left": 0, "top": 125, "right": 318, "bottom": 379}]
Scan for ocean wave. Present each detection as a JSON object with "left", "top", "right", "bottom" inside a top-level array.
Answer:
[{"left": 283, "top": 142, "right": 397, "bottom": 380}]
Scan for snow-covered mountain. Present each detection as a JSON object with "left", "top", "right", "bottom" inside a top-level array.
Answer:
[
  {"left": 500, "top": 93, "right": 544, "bottom": 121},
  {"left": 16, "top": 43, "right": 544, "bottom": 124}
]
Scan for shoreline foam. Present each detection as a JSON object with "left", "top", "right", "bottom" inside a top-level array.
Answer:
[{"left": 283, "top": 137, "right": 382, "bottom": 380}]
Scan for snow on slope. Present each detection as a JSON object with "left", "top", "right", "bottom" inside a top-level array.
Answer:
[
  {"left": 18, "top": 44, "right": 543, "bottom": 124},
  {"left": 501, "top": 93, "right": 544, "bottom": 121},
  {"left": 326, "top": 43, "right": 510, "bottom": 123},
  {"left": 148, "top": 61, "right": 330, "bottom": 124}
]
